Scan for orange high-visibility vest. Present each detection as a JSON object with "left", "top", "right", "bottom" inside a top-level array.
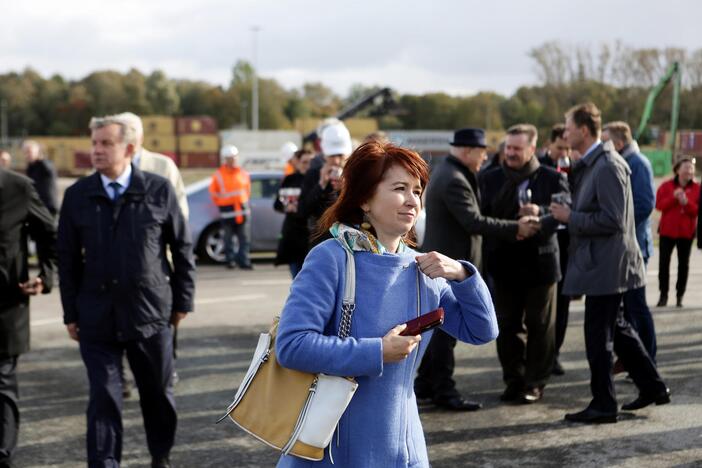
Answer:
[
  {"left": 283, "top": 161, "right": 295, "bottom": 176},
  {"left": 209, "top": 166, "right": 251, "bottom": 223}
]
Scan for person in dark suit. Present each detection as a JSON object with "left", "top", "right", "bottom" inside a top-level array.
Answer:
[
  {"left": 480, "top": 124, "right": 570, "bottom": 404},
  {"left": 58, "top": 114, "right": 195, "bottom": 468},
  {"left": 274, "top": 149, "right": 314, "bottom": 278},
  {"left": 22, "top": 140, "right": 59, "bottom": 216},
  {"left": 414, "top": 127, "right": 539, "bottom": 411},
  {"left": 551, "top": 103, "right": 669, "bottom": 424},
  {"left": 538, "top": 123, "right": 573, "bottom": 375},
  {"left": 0, "top": 167, "right": 56, "bottom": 468}
]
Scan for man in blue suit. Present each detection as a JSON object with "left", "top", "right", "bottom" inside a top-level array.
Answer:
[{"left": 603, "top": 122, "right": 657, "bottom": 360}]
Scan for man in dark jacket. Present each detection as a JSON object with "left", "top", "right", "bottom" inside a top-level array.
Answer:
[
  {"left": 414, "top": 127, "right": 539, "bottom": 411},
  {"left": 480, "top": 124, "right": 570, "bottom": 404},
  {"left": 58, "top": 114, "right": 195, "bottom": 468},
  {"left": 551, "top": 103, "right": 668, "bottom": 424},
  {"left": 0, "top": 167, "right": 56, "bottom": 468},
  {"left": 22, "top": 140, "right": 59, "bottom": 216}
]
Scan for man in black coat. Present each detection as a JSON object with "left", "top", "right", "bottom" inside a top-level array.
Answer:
[
  {"left": 58, "top": 114, "right": 195, "bottom": 468},
  {"left": 22, "top": 140, "right": 59, "bottom": 216},
  {"left": 414, "top": 127, "right": 539, "bottom": 411},
  {"left": 480, "top": 124, "right": 570, "bottom": 404},
  {"left": 0, "top": 168, "right": 56, "bottom": 468}
]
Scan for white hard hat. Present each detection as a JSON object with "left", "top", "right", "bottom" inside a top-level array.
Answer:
[
  {"left": 220, "top": 145, "right": 239, "bottom": 159},
  {"left": 280, "top": 141, "right": 298, "bottom": 159},
  {"left": 320, "top": 122, "right": 352, "bottom": 157}
]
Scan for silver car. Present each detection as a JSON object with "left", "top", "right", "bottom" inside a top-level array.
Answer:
[{"left": 186, "top": 171, "right": 284, "bottom": 263}]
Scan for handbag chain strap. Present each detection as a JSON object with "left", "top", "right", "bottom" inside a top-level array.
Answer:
[
  {"left": 338, "top": 246, "right": 356, "bottom": 339},
  {"left": 415, "top": 262, "right": 421, "bottom": 318},
  {"left": 337, "top": 246, "right": 423, "bottom": 339}
]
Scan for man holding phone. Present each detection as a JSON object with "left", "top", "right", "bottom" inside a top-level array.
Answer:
[{"left": 298, "top": 121, "right": 353, "bottom": 249}]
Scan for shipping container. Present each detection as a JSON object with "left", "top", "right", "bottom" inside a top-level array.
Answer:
[
  {"left": 176, "top": 116, "right": 218, "bottom": 135},
  {"left": 679, "top": 131, "right": 702, "bottom": 152},
  {"left": 29, "top": 136, "right": 92, "bottom": 175},
  {"left": 178, "top": 134, "right": 219, "bottom": 153},
  {"left": 143, "top": 135, "right": 178, "bottom": 153},
  {"left": 142, "top": 115, "right": 175, "bottom": 135},
  {"left": 180, "top": 152, "right": 219, "bottom": 168}
]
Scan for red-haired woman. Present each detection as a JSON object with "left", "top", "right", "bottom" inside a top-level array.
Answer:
[
  {"left": 655, "top": 157, "right": 700, "bottom": 307},
  {"left": 275, "top": 141, "right": 498, "bottom": 467}
]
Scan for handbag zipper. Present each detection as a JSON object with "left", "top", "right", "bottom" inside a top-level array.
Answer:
[
  {"left": 217, "top": 344, "right": 271, "bottom": 423},
  {"left": 282, "top": 376, "right": 319, "bottom": 455}
]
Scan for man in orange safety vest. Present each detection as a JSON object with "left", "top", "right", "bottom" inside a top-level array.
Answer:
[{"left": 209, "top": 145, "right": 253, "bottom": 269}]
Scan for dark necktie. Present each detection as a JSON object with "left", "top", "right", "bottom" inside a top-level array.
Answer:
[{"left": 108, "top": 181, "right": 121, "bottom": 201}]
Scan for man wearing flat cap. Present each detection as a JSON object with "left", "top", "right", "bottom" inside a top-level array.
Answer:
[{"left": 415, "top": 127, "right": 539, "bottom": 411}]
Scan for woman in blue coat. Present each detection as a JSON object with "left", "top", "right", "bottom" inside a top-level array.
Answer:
[{"left": 276, "top": 141, "right": 498, "bottom": 467}]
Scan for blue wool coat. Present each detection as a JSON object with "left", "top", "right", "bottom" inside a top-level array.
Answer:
[{"left": 275, "top": 239, "right": 498, "bottom": 467}]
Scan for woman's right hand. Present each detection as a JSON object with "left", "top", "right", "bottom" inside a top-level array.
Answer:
[{"left": 382, "top": 324, "right": 421, "bottom": 363}]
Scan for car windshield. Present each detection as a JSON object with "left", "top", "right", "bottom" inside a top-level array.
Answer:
[{"left": 251, "top": 177, "right": 280, "bottom": 199}]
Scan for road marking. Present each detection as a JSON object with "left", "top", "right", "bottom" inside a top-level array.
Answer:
[
  {"left": 31, "top": 318, "right": 63, "bottom": 327},
  {"left": 240, "top": 280, "right": 292, "bottom": 286},
  {"left": 195, "top": 294, "right": 266, "bottom": 305}
]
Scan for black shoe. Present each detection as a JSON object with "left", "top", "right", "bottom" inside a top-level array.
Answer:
[
  {"left": 434, "top": 396, "right": 482, "bottom": 411},
  {"left": 240, "top": 264, "right": 254, "bottom": 270},
  {"left": 552, "top": 359, "right": 565, "bottom": 376},
  {"left": 152, "top": 456, "right": 171, "bottom": 468},
  {"left": 521, "top": 386, "right": 544, "bottom": 404},
  {"left": 564, "top": 408, "right": 618, "bottom": 424},
  {"left": 656, "top": 295, "right": 667, "bottom": 307},
  {"left": 500, "top": 384, "right": 523, "bottom": 402},
  {"left": 621, "top": 388, "right": 671, "bottom": 411},
  {"left": 676, "top": 296, "right": 683, "bottom": 308},
  {"left": 226, "top": 261, "right": 237, "bottom": 270}
]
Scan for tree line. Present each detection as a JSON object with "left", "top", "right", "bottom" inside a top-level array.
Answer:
[{"left": 2, "top": 42, "right": 702, "bottom": 143}]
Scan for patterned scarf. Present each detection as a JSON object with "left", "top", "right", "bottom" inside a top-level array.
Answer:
[{"left": 330, "top": 222, "right": 407, "bottom": 255}]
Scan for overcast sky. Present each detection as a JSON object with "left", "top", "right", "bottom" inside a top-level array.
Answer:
[{"left": 3, "top": 0, "right": 701, "bottom": 97}]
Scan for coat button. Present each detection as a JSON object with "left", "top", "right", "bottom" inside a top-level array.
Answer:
[{"left": 112, "top": 279, "right": 118, "bottom": 285}]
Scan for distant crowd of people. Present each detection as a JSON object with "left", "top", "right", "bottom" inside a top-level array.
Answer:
[{"left": 0, "top": 101, "right": 700, "bottom": 467}]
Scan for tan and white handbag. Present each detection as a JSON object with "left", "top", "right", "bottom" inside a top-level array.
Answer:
[{"left": 219, "top": 246, "right": 359, "bottom": 461}]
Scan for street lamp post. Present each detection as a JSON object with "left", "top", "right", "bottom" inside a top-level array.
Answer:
[{"left": 251, "top": 26, "right": 260, "bottom": 132}]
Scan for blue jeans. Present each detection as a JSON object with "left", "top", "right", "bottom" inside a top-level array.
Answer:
[{"left": 222, "top": 218, "right": 251, "bottom": 267}]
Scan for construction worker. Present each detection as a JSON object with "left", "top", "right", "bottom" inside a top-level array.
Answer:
[{"left": 209, "top": 145, "right": 253, "bottom": 270}]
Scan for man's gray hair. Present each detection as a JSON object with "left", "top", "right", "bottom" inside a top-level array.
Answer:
[{"left": 89, "top": 113, "right": 140, "bottom": 146}]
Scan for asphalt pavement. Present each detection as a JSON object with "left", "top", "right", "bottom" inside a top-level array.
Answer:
[{"left": 14, "top": 250, "right": 702, "bottom": 467}]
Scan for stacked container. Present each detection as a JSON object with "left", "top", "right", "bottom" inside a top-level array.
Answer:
[
  {"left": 142, "top": 116, "right": 178, "bottom": 162},
  {"left": 177, "top": 116, "right": 220, "bottom": 168}
]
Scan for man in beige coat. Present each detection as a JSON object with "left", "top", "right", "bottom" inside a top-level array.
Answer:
[{"left": 116, "top": 112, "right": 189, "bottom": 219}]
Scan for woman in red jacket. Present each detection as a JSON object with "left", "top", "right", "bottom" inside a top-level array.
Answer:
[{"left": 655, "top": 157, "right": 700, "bottom": 307}]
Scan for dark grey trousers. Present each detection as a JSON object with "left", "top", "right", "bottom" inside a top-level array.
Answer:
[{"left": 0, "top": 356, "right": 19, "bottom": 468}]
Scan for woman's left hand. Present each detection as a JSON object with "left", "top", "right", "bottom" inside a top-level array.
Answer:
[{"left": 416, "top": 252, "right": 469, "bottom": 282}]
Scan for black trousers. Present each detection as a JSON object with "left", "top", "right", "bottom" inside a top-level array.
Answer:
[
  {"left": 584, "top": 294, "right": 666, "bottom": 413},
  {"left": 494, "top": 282, "right": 556, "bottom": 389},
  {"left": 658, "top": 236, "right": 693, "bottom": 298},
  {"left": 414, "top": 329, "right": 459, "bottom": 400},
  {"left": 554, "top": 279, "right": 571, "bottom": 357},
  {"left": 79, "top": 328, "right": 176, "bottom": 467},
  {"left": 0, "top": 357, "right": 18, "bottom": 468}
]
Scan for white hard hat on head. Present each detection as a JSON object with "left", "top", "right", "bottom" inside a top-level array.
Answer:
[
  {"left": 280, "top": 141, "right": 298, "bottom": 159},
  {"left": 220, "top": 145, "right": 239, "bottom": 160},
  {"left": 321, "top": 122, "right": 352, "bottom": 157}
]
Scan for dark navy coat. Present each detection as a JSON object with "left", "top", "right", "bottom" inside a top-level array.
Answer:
[{"left": 58, "top": 165, "right": 195, "bottom": 342}]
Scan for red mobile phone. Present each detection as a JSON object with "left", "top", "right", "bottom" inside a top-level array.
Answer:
[{"left": 399, "top": 308, "right": 444, "bottom": 336}]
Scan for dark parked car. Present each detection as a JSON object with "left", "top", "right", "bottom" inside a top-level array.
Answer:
[{"left": 186, "top": 171, "right": 284, "bottom": 263}]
